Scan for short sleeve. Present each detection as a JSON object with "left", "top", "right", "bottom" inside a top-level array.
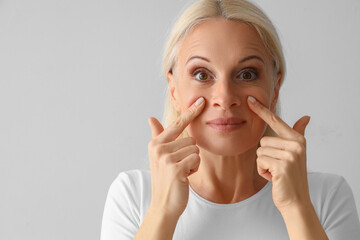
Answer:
[
  {"left": 322, "top": 176, "right": 360, "bottom": 239},
  {"left": 100, "top": 172, "right": 141, "bottom": 240}
]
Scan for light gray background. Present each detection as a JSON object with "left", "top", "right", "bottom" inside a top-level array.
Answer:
[{"left": 0, "top": 0, "right": 359, "bottom": 239}]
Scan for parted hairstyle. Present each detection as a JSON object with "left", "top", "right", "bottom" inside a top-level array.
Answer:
[{"left": 161, "top": 0, "right": 285, "bottom": 139}]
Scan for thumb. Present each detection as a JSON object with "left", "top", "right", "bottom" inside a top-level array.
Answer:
[
  {"left": 293, "top": 116, "right": 311, "bottom": 136},
  {"left": 148, "top": 117, "right": 164, "bottom": 138}
]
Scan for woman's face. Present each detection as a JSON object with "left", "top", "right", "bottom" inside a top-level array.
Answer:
[{"left": 168, "top": 18, "right": 281, "bottom": 156}]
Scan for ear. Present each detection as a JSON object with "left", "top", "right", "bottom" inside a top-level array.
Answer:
[
  {"left": 167, "top": 71, "right": 180, "bottom": 112},
  {"left": 270, "top": 73, "right": 281, "bottom": 111}
]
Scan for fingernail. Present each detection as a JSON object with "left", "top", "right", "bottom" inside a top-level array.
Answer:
[
  {"left": 195, "top": 97, "right": 204, "bottom": 106},
  {"left": 248, "top": 96, "right": 256, "bottom": 103}
]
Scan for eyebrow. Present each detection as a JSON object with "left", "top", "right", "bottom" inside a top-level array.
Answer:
[{"left": 186, "top": 55, "right": 265, "bottom": 65}]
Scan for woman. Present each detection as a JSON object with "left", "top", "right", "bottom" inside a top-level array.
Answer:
[{"left": 101, "top": 0, "right": 360, "bottom": 239}]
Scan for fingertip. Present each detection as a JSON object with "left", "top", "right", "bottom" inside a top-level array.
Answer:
[
  {"left": 148, "top": 118, "right": 155, "bottom": 137},
  {"left": 148, "top": 117, "right": 154, "bottom": 126},
  {"left": 194, "top": 97, "right": 205, "bottom": 106},
  {"left": 148, "top": 117, "right": 160, "bottom": 130},
  {"left": 247, "top": 96, "right": 260, "bottom": 112},
  {"left": 148, "top": 117, "right": 164, "bottom": 138},
  {"left": 247, "top": 96, "right": 261, "bottom": 116},
  {"left": 188, "top": 97, "right": 206, "bottom": 119},
  {"left": 248, "top": 96, "right": 257, "bottom": 104}
]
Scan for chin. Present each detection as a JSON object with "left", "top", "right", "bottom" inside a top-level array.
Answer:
[
  {"left": 188, "top": 131, "right": 263, "bottom": 157},
  {"left": 199, "top": 137, "right": 259, "bottom": 156}
]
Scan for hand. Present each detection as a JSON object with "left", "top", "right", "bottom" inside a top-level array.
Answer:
[
  {"left": 247, "top": 96, "right": 312, "bottom": 212},
  {"left": 147, "top": 97, "right": 205, "bottom": 218}
]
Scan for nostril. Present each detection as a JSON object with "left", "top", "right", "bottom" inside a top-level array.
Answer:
[{"left": 212, "top": 99, "right": 241, "bottom": 111}]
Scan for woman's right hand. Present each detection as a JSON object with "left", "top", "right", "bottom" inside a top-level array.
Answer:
[{"left": 147, "top": 97, "right": 205, "bottom": 219}]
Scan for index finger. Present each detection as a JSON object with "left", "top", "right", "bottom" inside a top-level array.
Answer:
[
  {"left": 159, "top": 97, "right": 205, "bottom": 142},
  {"left": 247, "top": 96, "right": 298, "bottom": 139}
]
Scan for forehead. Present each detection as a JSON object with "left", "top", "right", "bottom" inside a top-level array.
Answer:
[{"left": 178, "top": 18, "right": 270, "bottom": 65}]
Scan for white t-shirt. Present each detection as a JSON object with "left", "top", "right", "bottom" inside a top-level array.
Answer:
[{"left": 101, "top": 169, "right": 360, "bottom": 240}]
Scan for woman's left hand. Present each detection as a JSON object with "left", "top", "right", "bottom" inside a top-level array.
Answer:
[{"left": 247, "top": 96, "right": 312, "bottom": 213}]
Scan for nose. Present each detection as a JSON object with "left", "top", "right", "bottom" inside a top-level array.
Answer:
[{"left": 211, "top": 78, "right": 241, "bottom": 111}]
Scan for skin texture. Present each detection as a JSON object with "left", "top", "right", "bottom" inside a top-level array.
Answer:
[
  {"left": 144, "top": 17, "right": 329, "bottom": 240},
  {"left": 167, "top": 18, "right": 281, "bottom": 203}
]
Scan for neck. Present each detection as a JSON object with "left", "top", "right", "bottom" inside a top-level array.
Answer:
[{"left": 188, "top": 144, "right": 268, "bottom": 204}]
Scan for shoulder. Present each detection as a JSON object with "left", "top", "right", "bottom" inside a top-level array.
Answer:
[
  {"left": 113, "top": 168, "right": 151, "bottom": 186},
  {"left": 307, "top": 171, "right": 346, "bottom": 192},
  {"left": 306, "top": 171, "right": 360, "bottom": 235},
  {"left": 101, "top": 169, "right": 151, "bottom": 239},
  {"left": 109, "top": 168, "right": 151, "bottom": 200},
  {"left": 307, "top": 171, "right": 351, "bottom": 203},
  {"left": 103, "top": 169, "right": 152, "bottom": 224}
]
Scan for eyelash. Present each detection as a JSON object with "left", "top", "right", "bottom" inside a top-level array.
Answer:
[{"left": 192, "top": 67, "right": 259, "bottom": 82}]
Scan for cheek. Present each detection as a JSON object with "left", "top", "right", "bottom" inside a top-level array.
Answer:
[
  {"left": 183, "top": 96, "right": 202, "bottom": 110},
  {"left": 180, "top": 93, "right": 207, "bottom": 131},
  {"left": 178, "top": 86, "right": 207, "bottom": 111},
  {"left": 245, "top": 87, "right": 272, "bottom": 133},
  {"left": 247, "top": 87, "right": 272, "bottom": 109},
  {"left": 176, "top": 80, "right": 201, "bottom": 110}
]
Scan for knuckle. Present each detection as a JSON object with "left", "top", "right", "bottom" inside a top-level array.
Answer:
[
  {"left": 298, "top": 136, "right": 306, "bottom": 146},
  {"left": 260, "top": 137, "right": 269, "bottom": 146},
  {"left": 284, "top": 158, "right": 296, "bottom": 169},
  {"left": 172, "top": 165, "right": 182, "bottom": 176},
  {"left": 163, "top": 153, "right": 175, "bottom": 164},
  {"left": 148, "top": 139, "right": 157, "bottom": 149},
  {"left": 192, "top": 145, "right": 200, "bottom": 154},
  {"left": 270, "top": 114, "right": 280, "bottom": 124},
  {"left": 190, "top": 153, "right": 200, "bottom": 161},
  {"left": 188, "top": 106, "right": 197, "bottom": 115},
  {"left": 293, "top": 141, "right": 304, "bottom": 154},
  {"left": 154, "top": 143, "right": 166, "bottom": 156},
  {"left": 256, "top": 147, "right": 262, "bottom": 156},
  {"left": 174, "top": 115, "right": 186, "bottom": 128},
  {"left": 174, "top": 117, "right": 184, "bottom": 128},
  {"left": 281, "top": 161, "right": 291, "bottom": 172},
  {"left": 286, "top": 152, "right": 296, "bottom": 162},
  {"left": 182, "top": 115, "right": 191, "bottom": 125}
]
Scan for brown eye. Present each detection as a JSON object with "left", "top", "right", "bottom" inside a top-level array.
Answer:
[
  {"left": 239, "top": 70, "right": 257, "bottom": 81},
  {"left": 195, "top": 71, "right": 210, "bottom": 81}
]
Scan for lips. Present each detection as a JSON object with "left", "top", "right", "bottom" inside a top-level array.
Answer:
[
  {"left": 206, "top": 117, "right": 246, "bottom": 125},
  {"left": 206, "top": 117, "right": 246, "bottom": 132}
]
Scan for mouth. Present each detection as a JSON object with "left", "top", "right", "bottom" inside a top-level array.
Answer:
[{"left": 206, "top": 117, "right": 246, "bottom": 133}]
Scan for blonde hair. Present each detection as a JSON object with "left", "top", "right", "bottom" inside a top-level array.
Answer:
[{"left": 161, "top": 0, "right": 285, "bottom": 139}]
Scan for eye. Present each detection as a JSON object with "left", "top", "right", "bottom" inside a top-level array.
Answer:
[
  {"left": 193, "top": 70, "right": 211, "bottom": 82},
  {"left": 239, "top": 69, "right": 258, "bottom": 81}
]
